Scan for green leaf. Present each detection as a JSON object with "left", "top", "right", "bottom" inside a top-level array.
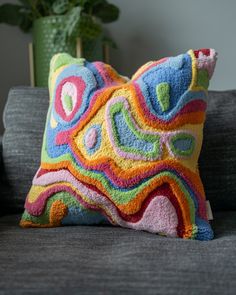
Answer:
[
  {"left": 52, "top": 0, "right": 70, "bottom": 15},
  {"left": 83, "top": 0, "right": 106, "bottom": 12},
  {"left": 54, "top": 28, "right": 67, "bottom": 44},
  {"left": 18, "top": 0, "right": 31, "bottom": 8},
  {"left": 54, "top": 6, "right": 81, "bottom": 43},
  {"left": 77, "top": 14, "right": 102, "bottom": 40},
  {"left": 0, "top": 4, "right": 23, "bottom": 26},
  {"left": 36, "top": 1, "right": 52, "bottom": 17},
  {"left": 65, "top": 6, "right": 81, "bottom": 37},
  {"left": 94, "top": 3, "right": 119, "bottom": 23},
  {"left": 19, "top": 12, "right": 33, "bottom": 32},
  {"left": 76, "top": 0, "right": 89, "bottom": 8}
]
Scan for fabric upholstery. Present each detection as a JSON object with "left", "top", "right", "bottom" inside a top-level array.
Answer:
[
  {"left": 199, "top": 90, "right": 236, "bottom": 211},
  {"left": 0, "top": 135, "right": 3, "bottom": 179},
  {"left": 0, "top": 211, "right": 236, "bottom": 294},
  {"left": 2, "top": 88, "right": 236, "bottom": 214},
  {"left": 0, "top": 135, "right": 12, "bottom": 216},
  {"left": 2, "top": 87, "right": 49, "bottom": 212},
  {"left": 0, "top": 136, "right": 5, "bottom": 215}
]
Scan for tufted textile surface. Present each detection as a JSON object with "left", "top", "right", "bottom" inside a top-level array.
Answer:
[{"left": 18, "top": 49, "right": 217, "bottom": 240}]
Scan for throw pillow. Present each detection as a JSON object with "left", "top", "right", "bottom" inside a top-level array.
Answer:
[{"left": 20, "top": 48, "right": 217, "bottom": 240}]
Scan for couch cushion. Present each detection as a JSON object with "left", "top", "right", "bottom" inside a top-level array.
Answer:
[
  {"left": 2, "top": 87, "right": 236, "bottom": 212},
  {"left": 2, "top": 87, "right": 49, "bottom": 212},
  {"left": 199, "top": 90, "right": 236, "bottom": 210},
  {"left": 0, "top": 211, "right": 236, "bottom": 294}
]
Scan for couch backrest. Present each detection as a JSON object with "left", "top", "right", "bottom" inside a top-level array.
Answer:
[
  {"left": 2, "top": 87, "right": 48, "bottom": 212},
  {"left": 2, "top": 87, "right": 236, "bottom": 213},
  {"left": 200, "top": 90, "right": 236, "bottom": 211}
]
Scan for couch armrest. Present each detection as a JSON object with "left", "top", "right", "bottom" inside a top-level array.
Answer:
[
  {"left": 0, "top": 135, "right": 15, "bottom": 215},
  {"left": 0, "top": 135, "right": 3, "bottom": 179},
  {"left": 0, "top": 135, "right": 5, "bottom": 215}
]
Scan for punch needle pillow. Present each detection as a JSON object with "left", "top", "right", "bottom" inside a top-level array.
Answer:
[{"left": 20, "top": 48, "right": 217, "bottom": 240}]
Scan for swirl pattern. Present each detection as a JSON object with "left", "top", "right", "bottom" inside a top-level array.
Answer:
[{"left": 20, "top": 49, "right": 217, "bottom": 240}]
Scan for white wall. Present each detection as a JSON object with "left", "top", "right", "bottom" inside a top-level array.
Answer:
[
  {"left": 1, "top": 0, "right": 236, "bottom": 134},
  {"left": 0, "top": 0, "right": 31, "bottom": 134},
  {"left": 108, "top": 0, "right": 236, "bottom": 89}
]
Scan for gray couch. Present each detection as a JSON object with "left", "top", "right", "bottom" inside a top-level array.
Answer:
[{"left": 1, "top": 87, "right": 236, "bottom": 295}]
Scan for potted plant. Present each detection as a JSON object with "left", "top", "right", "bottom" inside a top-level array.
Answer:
[{"left": 0, "top": 0, "right": 120, "bottom": 86}]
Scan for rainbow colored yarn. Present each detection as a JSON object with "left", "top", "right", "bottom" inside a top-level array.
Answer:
[{"left": 20, "top": 48, "right": 217, "bottom": 240}]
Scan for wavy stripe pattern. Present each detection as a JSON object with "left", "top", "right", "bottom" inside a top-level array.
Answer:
[{"left": 20, "top": 49, "right": 217, "bottom": 240}]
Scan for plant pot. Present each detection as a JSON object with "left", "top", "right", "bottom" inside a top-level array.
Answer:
[
  {"left": 33, "top": 16, "right": 106, "bottom": 87},
  {"left": 33, "top": 16, "right": 76, "bottom": 87}
]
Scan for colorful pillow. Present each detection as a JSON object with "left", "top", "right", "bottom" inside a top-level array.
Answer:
[{"left": 20, "top": 49, "right": 217, "bottom": 240}]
